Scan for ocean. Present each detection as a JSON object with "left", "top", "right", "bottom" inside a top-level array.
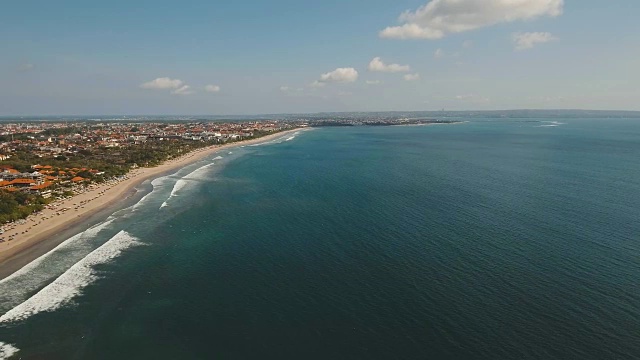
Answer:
[{"left": 1, "top": 118, "right": 640, "bottom": 359}]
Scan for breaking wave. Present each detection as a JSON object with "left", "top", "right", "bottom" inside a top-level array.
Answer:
[
  {"left": 249, "top": 130, "right": 305, "bottom": 146},
  {"left": 539, "top": 121, "right": 565, "bottom": 127},
  {"left": 160, "top": 163, "right": 215, "bottom": 209},
  {"left": 0, "top": 231, "right": 143, "bottom": 324},
  {"left": 131, "top": 172, "right": 179, "bottom": 211},
  {"left": 0, "top": 220, "right": 115, "bottom": 312}
]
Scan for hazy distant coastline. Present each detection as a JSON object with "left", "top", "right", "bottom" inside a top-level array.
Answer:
[{"left": 2, "top": 109, "right": 640, "bottom": 123}]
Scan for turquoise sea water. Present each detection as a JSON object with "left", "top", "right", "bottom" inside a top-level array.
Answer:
[{"left": 1, "top": 119, "right": 640, "bottom": 359}]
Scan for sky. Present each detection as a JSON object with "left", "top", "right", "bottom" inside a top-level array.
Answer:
[{"left": 1, "top": 0, "right": 639, "bottom": 115}]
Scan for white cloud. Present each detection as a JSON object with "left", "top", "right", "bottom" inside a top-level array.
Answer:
[
  {"left": 512, "top": 32, "right": 558, "bottom": 50},
  {"left": 17, "top": 63, "right": 34, "bottom": 72},
  {"left": 380, "top": 0, "right": 563, "bottom": 40},
  {"left": 172, "top": 85, "right": 194, "bottom": 95},
  {"left": 281, "top": 86, "right": 305, "bottom": 95},
  {"left": 366, "top": 80, "right": 382, "bottom": 85},
  {"left": 368, "top": 57, "right": 410, "bottom": 73},
  {"left": 434, "top": 48, "right": 444, "bottom": 59},
  {"left": 140, "top": 77, "right": 184, "bottom": 90},
  {"left": 205, "top": 84, "right": 221, "bottom": 93},
  {"left": 311, "top": 68, "right": 358, "bottom": 87},
  {"left": 462, "top": 40, "right": 473, "bottom": 48},
  {"left": 404, "top": 73, "right": 420, "bottom": 81},
  {"left": 319, "top": 67, "right": 359, "bottom": 83},
  {"left": 380, "top": 23, "right": 444, "bottom": 40},
  {"left": 309, "top": 80, "right": 326, "bottom": 88}
]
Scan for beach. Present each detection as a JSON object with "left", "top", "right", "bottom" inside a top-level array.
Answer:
[{"left": 0, "top": 128, "right": 302, "bottom": 279}]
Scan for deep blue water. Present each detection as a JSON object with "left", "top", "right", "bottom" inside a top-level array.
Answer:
[{"left": 1, "top": 119, "right": 640, "bottom": 359}]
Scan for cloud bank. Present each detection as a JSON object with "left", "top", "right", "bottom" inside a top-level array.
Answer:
[
  {"left": 320, "top": 67, "right": 359, "bottom": 83},
  {"left": 140, "top": 77, "right": 184, "bottom": 90},
  {"left": 312, "top": 67, "right": 359, "bottom": 87},
  {"left": 380, "top": 0, "right": 563, "bottom": 40},
  {"left": 205, "top": 84, "right": 221, "bottom": 93},
  {"left": 172, "top": 85, "right": 194, "bottom": 95},
  {"left": 368, "top": 57, "right": 410, "bottom": 73}
]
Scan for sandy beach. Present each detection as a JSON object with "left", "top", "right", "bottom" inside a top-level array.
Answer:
[{"left": 0, "top": 128, "right": 303, "bottom": 278}]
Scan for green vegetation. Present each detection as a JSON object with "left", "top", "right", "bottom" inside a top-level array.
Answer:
[
  {"left": 0, "top": 190, "right": 48, "bottom": 224},
  {"left": 2, "top": 138, "right": 223, "bottom": 177},
  {"left": 121, "top": 140, "right": 217, "bottom": 167}
]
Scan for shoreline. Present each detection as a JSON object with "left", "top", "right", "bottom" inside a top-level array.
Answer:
[{"left": 0, "top": 128, "right": 304, "bottom": 280}]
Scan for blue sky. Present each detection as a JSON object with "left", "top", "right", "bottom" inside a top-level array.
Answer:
[{"left": 1, "top": 0, "right": 639, "bottom": 115}]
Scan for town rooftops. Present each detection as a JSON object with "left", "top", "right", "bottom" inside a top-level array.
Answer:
[
  {"left": 10, "top": 178, "right": 36, "bottom": 184},
  {"left": 30, "top": 182, "right": 53, "bottom": 190}
]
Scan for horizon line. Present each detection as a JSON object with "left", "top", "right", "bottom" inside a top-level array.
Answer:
[{"left": 2, "top": 109, "right": 640, "bottom": 119}]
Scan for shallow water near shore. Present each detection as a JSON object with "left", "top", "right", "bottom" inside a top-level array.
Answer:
[{"left": 1, "top": 121, "right": 640, "bottom": 359}]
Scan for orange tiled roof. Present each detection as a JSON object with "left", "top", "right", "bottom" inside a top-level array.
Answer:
[
  {"left": 10, "top": 179, "right": 35, "bottom": 184},
  {"left": 71, "top": 176, "right": 85, "bottom": 182},
  {"left": 30, "top": 182, "right": 53, "bottom": 190}
]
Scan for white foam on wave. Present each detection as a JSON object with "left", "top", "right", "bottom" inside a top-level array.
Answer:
[
  {"left": 248, "top": 139, "right": 278, "bottom": 147},
  {"left": 0, "top": 342, "right": 19, "bottom": 359},
  {"left": 151, "top": 175, "right": 171, "bottom": 187},
  {"left": 159, "top": 178, "right": 189, "bottom": 208},
  {"left": 0, "top": 231, "right": 143, "bottom": 324},
  {"left": 213, "top": 156, "right": 223, "bottom": 160},
  {"left": 185, "top": 162, "right": 216, "bottom": 181},
  {"left": 228, "top": 151, "right": 233, "bottom": 154},
  {"left": 131, "top": 168, "right": 194, "bottom": 212},
  {"left": 250, "top": 130, "right": 304, "bottom": 146},
  {"left": 0, "top": 220, "right": 117, "bottom": 313},
  {"left": 538, "top": 121, "right": 565, "bottom": 128},
  {"left": 0, "top": 219, "right": 115, "bottom": 286},
  {"left": 169, "top": 179, "right": 189, "bottom": 198},
  {"left": 131, "top": 175, "right": 172, "bottom": 211},
  {"left": 160, "top": 163, "right": 215, "bottom": 209}
]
